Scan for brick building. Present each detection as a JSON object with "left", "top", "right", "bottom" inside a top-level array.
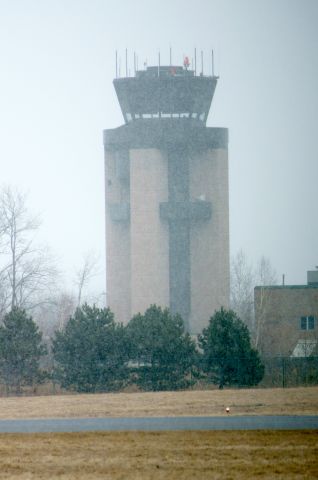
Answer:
[{"left": 254, "top": 270, "right": 318, "bottom": 357}]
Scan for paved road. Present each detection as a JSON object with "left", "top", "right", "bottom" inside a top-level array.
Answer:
[{"left": 0, "top": 416, "right": 317, "bottom": 433}]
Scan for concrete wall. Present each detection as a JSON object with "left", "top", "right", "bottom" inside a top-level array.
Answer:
[
  {"left": 130, "top": 148, "right": 170, "bottom": 316},
  {"left": 105, "top": 151, "right": 131, "bottom": 323},
  {"left": 105, "top": 127, "right": 230, "bottom": 332},
  {"left": 189, "top": 148, "right": 230, "bottom": 334}
]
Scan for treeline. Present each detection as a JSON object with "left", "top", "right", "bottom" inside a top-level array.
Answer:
[{"left": 0, "top": 305, "right": 264, "bottom": 394}]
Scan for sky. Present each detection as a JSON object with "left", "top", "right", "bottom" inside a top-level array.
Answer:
[{"left": 0, "top": 0, "right": 317, "bottom": 296}]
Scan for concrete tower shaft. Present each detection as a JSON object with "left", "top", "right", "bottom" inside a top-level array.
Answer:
[{"left": 104, "top": 65, "right": 229, "bottom": 333}]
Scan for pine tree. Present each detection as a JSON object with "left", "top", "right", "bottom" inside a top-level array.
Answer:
[
  {"left": 127, "top": 305, "right": 198, "bottom": 391},
  {"left": 0, "top": 308, "right": 47, "bottom": 394},
  {"left": 52, "top": 304, "right": 129, "bottom": 392},
  {"left": 199, "top": 307, "right": 264, "bottom": 388}
]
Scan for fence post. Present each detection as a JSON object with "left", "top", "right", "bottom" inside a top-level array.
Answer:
[
  {"left": 282, "top": 356, "right": 286, "bottom": 388},
  {"left": 237, "top": 356, "right": 240, "bottom": 388}
]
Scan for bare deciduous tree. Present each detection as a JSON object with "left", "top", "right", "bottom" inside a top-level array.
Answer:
[
  {"left": 230, "top": 249, "right": 277, "bottom": 344},
  {"left": 35, "top": 291, "right": 76, "bottom": 337},
  {"left": 75, "top": 252, "right": 100, "bottom": 307},
  {"left": 254, "top": 256, "right": 278, "bottom": 348},
  {"left": 230, "top": 249, "right": 254, "bottom": 332},
  {"left": 0, "top": 186, "right": 58, "bottom": 317},
  {"left": 255, "top": 256, "right": 277, "bottom": 287}
]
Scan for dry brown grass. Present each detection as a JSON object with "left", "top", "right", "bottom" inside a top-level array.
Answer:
[
  {"left": 0, "top": 430, "right": 317, "bottom": 479},
  {"left": 0, "top": 386, "right": 317, "bottom": 419},
  {"left": 0, "top": 388, "right": 317, "bottom": 479}
]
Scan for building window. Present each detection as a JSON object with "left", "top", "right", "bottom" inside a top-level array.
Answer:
[{"left": 300, "top": 316, "right": 315, "bottom": 330}]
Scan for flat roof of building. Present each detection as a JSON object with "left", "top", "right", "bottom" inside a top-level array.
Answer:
[{"left": 254, "top": 285, "right": 318, "bottom": 290}]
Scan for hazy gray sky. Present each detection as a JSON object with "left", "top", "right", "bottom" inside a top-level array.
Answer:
[{"left": 0, "top": 0, "right": 317, "bottom": 293}]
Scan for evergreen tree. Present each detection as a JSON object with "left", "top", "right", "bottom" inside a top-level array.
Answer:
[
  {"left": 127, "top": 305, "right": 197, "bottom": 391},
  {"left": 52, "top": 304, "right": 129, "bottom": 392},
  {"left": 0, "top": 308, "right": 47, "bottom": 393},
  {"left": 199, "top": 307, "right": 264, "bottom": 388}
]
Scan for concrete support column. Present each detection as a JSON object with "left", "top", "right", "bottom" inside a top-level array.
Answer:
[{"left": 130, "top": 148, "right": 169, "bottom": 316}]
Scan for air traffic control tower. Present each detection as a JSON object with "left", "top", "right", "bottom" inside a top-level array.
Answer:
[{"left": 104, "top": 61, "right": 229, "bottom": 334}]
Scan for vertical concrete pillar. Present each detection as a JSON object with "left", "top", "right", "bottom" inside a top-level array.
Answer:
[
  {"left": 130, "top": 148, "right": 169, "bottom": 316},
  {"left": 189, "top": 148, "right": 230, "bottom": 333}
]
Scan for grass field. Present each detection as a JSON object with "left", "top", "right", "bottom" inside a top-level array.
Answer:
[
  {"left": 0, "top": 387, "right": 317, "bottom": 479},
  {"left": 0, "top": 386, "right": 317, "bottom": 419},
  {"left": 0, "top": 430, "right": 317, "bottom": 479}
]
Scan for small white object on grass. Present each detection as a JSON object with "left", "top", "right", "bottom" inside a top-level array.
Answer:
[{"left": 226, "top": 407, "right": 230, "bottom": 413}]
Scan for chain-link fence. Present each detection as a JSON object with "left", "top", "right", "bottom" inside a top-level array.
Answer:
[
  {"left": 0, "top": 356, "right": 317, "bottom": 395},
  {"left": 260, "top": 356, "right": 318, "bottom": 388}
]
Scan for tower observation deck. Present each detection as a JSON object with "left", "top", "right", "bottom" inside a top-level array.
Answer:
[
  {"left": 114, "top": 65, "right": 217, "bottom": 124},
  {"left": 104, "top": 62, "right": 229, "bottom": 333}
]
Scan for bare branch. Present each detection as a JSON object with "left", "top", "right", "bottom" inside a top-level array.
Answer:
[
  {"left": 0, "top": 185, "right": 57, "bottom": 318},
  {"left": 75, "top": 252, "right": 100, "bottom": 307},
  {"left": 230, "top": 249, "right": 278, "bottom": 346}
]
